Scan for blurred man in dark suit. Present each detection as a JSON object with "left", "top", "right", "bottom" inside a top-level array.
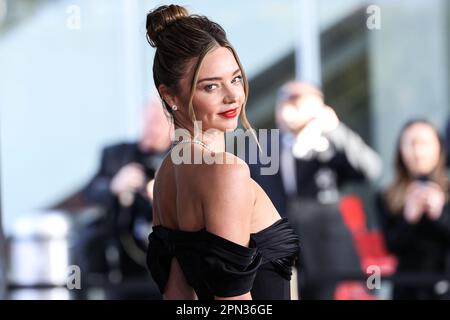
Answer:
[
  {"left": 248, "top": 81, "right": 382, "bottom": 299},
  {"left": 79, "top": 98, "right": 171, "bottom": 299}
]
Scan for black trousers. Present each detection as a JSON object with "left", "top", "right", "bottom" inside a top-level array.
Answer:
[{"left": 287, "top": 198, "right": 362, "bottom": 300}]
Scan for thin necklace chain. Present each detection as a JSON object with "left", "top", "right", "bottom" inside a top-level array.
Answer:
[{"left": 172, "top": 139, "right": 215, "bottom": 153}]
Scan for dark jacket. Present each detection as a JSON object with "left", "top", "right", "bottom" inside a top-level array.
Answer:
[
  {"left": 83, "top": 142, "right": 167, "bottom": 220},
  {"left": 376, "top": 190, "right": 450, "bottom": 299},
  {"left": 376, "top": 191, "right": 450, "bottom": 273},
  {"left": 79, "top": 142, "right": 167, "bottom": 276}
]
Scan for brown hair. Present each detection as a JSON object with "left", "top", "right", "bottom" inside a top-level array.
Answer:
[
  {"left": 385, "top": 119, "right": 448, "bottom": 213},
  {"left": 145, "top": 4, "right": 254, "bottom": 135}
]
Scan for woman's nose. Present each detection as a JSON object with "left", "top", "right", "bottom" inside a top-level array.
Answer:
[
  {"left": 223, "top": 84, "right": 242, "bottom": 104},
  {"left": 223, "top": 95, "right": 237, "bottom": 104}
]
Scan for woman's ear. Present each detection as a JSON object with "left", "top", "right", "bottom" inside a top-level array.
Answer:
[{"left": 159, "top": 84, "right": 176, "bottom": 108}]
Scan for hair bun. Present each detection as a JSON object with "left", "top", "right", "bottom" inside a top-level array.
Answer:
[{"left": 146, "top": 5, "right": 189, "bottom": 48}]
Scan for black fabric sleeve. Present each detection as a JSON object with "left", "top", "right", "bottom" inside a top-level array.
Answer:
[
  {"left": 146, "top": 227, "right": 173, "bottom": 294},
  {"left": 147, "top": 227, "right": 263, "bottom": 298},
  {"left": 200, "top": 233, "right": 262, "bottom": 298}
]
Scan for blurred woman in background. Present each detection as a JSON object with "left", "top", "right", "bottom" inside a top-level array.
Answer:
[{"left": 376, "top": 119, "right": 450, "bottom": 299}]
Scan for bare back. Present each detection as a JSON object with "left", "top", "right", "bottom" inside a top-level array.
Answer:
[{"left": 152, "top": 146, "right": 281, "bottom": 234}]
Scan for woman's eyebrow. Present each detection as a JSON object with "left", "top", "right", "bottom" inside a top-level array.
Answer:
[{"left": 197, "top": 68, "right": 241, "bottom": 84}]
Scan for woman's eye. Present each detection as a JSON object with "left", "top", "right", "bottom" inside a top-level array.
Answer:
[
  {"left": 232, "top": 75, "right": 243, "bottom": 84},
  {"left": 205, "top": 84, "right": 218, "bottom": 91}
]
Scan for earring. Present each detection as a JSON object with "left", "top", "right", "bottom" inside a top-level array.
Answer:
[{"left": 171, "top": 105, "right": 178, "bottom": 111}]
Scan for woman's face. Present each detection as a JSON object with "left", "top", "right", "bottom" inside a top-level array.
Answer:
[
  {"left": 178, "top": 46, "right": 245, "bottom": 133},
  {"left": 400, "top": 123, "right": 441, "bottom": 176}
]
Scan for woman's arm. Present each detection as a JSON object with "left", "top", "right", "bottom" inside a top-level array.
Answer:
[{"left": 199, "top": 154, "right": 255, "bottom": 300}]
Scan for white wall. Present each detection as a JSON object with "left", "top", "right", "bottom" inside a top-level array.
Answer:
[
  {"left": 370, "top": 0, "right": 450, "bottom": 186},
  {"left": 147, "top": 0, "right": 300, "bottom": 78},
  {"left": 0, "top": 0, "right": 146, "bottom": 234}
]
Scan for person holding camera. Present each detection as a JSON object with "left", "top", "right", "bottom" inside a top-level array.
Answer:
[
  {"left": 376, "top": 119, "right": 450, "bottom": 300},
  {"left": 249, "top": 81, "right": 382, "bottom": 299},
  {"left": 80, "top": 98, "right": 171, "bottom": 299}
]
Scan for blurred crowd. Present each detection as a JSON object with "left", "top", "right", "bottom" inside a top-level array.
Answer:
[{"left": 41, "top": 79, "right": 448, "bottom": 301}]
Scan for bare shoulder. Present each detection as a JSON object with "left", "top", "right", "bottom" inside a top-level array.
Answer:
[
  {"left": 199, "top": 151, "right": 249, "bottom": 177},
  {"left": 197, "top": 152, "right": 255, "bottom": 247},
  {"left": 196, "top": 152, "right": 252, "bottom": 197}
]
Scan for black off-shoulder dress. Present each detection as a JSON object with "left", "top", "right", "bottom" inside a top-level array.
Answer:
[{"left": 146, "top": 218, "right": 299, "bottom": 300}]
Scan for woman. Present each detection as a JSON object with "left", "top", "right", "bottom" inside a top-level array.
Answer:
[
  {"left": 377, "top": 120, "right": 450, "bottom": 300},
  {"left": 145, "top": 5, "right": 299, "bottom": 300}
]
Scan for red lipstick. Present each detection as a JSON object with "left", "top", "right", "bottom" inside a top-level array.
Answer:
[{"left": 218, "top": 108, "right": 238, "bottom": 119}]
